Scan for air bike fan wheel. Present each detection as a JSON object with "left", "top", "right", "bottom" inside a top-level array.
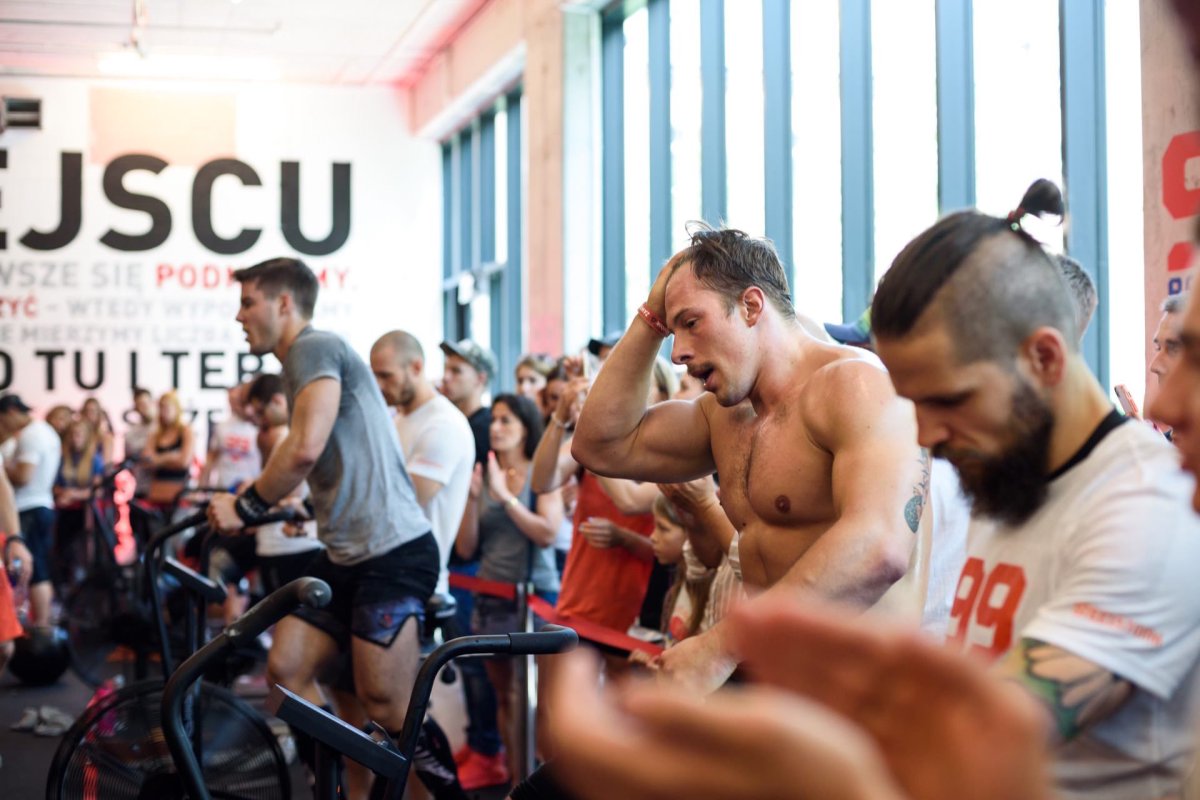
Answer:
[{"left": 45, "top": 679, "right": 289, "bottom": 800}]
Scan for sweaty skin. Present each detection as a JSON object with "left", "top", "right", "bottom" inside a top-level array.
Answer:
[{"left": 572, "top": 254, "right": 925, "bottom": 689}]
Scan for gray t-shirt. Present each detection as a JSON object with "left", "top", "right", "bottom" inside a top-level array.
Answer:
[
  {"left": 476, "top": 479, "right": 559, "bottom": 594},
  {"left": 283, "top": 326, "right": 428, "bottom": 565}
]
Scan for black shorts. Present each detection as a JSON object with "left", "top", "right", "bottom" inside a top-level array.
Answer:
[
  {"left": 293, "top": 532, "right": 438, "bottom": 648},
  {"left": 19, "top": 506, "right": 56, "bottom": 585},
  {"left": 208, "top": 534, "right": 259, "bottom": 588},
  {"left": 259, "top": 549, "right": 321, "bottom": 595}
]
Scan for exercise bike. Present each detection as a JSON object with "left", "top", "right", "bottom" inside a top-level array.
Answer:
[
  {"left": 162, "top": 597, "right": 579, "bottom": 799},
  {"left": 46, "top": 507, "right": 300, "bottom": 800}
]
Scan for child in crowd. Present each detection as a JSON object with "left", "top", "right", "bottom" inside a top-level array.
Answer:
[{"left": 630, "top": 495, "right": 715, "bottom": 669}]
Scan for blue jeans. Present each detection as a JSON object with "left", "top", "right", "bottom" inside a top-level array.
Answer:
[{"left": 449, "top": 561, "right": 502, "bottom": 756}]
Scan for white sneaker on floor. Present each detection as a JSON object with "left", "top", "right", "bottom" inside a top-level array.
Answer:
[{"left": 10, "top": 707, "right": 37, "bottom": 732}]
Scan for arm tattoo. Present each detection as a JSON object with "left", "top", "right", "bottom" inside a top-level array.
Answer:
[
  {"left": 1006, "top": 637, "right": 1133, "bottom": 742},
  {"left": 903, "top": 449, "right": 931, "bottom": 533}
]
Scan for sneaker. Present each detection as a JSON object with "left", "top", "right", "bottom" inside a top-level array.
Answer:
[
  {"left": 33, "top": 720, "right": 69, "bottom": 737},
  {"left": 39, "top": 706, "right": 74, "bottom": 729},
  {"left": 457, "top": 749, "right": 510, "bottom": 791},
  {"left": 10, "top": 708, "right": 37, "bottom": 732}
]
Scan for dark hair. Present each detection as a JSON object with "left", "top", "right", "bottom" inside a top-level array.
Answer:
[
  {"left": 671, "top": 223, "right": 796, "bottom": 321},
  {"left": 233, "top": 257, "right": 319, "bottom": 319},
  {"left": 492, "top": 393, "right": 544, "bottom": 460},
  {"left": 872, "top": 179, "right": 1076, "bottom": 362},
  {"left": 133, "top": 386, "right": 152, "bottom": 400},
  {"left": 1053, "top": 254, "right": 1097, "bottom": 340},
  {"left": 248, "top": 372, "right": 286, "bottom": 406}
]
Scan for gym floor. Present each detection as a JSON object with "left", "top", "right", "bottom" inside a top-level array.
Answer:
[{"left": 0, "top": 664, "right": 508, "bottom": 799}]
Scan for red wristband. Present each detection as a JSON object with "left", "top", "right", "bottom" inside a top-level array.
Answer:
[{"left": 637, "top": 303, "right": 670, "bottom": 338}]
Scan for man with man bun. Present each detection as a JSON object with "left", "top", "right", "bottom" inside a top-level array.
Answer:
[{"left": 550, "top": 183, "right": 1200, "bottom": 800}]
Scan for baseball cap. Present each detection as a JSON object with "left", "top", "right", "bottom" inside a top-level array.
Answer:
[
  {"left": 0, "top": 394, "right": 31, "bottom": 414},
  {"left": 824, "top": 307, "right": 872, "bottom": 346},
  {"left": 587, "top": 332, "right": 622, "bottom": 357},
  {"left": 439, "top": 339, "right": 498, "bottom": 378}
]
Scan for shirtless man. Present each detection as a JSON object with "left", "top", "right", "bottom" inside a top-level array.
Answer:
[{"left": 571, "top": 225, "right": 929, "bottom": 690}]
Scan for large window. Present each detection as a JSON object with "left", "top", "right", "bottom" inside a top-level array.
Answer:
[
  {"left": 791, "top": 0, "right": 842, "bottom": 324},
  {"left": 623, "top": 7, "right": 652, "bottom": 325},
  {"left": 671, "top": 0, "right": 703, "bottom": 253},
  {"left": 597, "top": 0, "right": 1124, "bottom": 385},
  {"left": 973, "top": 0, "right": 1064, "bottom": 251},
  {"left": 871, "top": 0, "right": 938, "bottom": 286},
  {"left": 725, "top": 0, "right": 765, "bottom": 237},
  {"left": 441, "top": 91, "right": 524, "bottom": 390}
]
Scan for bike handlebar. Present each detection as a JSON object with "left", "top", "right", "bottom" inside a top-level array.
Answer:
[
  {"left": 161, "top": 577, "right": 332, "bottom": 800},
  {"left": 226, "top": 577, "right": 331, "bottom": 648},
  {"left": 393, "top": 624, "right": 578, "bottom": 772}
]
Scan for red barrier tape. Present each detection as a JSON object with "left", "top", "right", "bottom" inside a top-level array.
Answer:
[
  {"left": 449, "top": 572, "right": 663, "bottom": 657},
  {"left": 528, "top": 596, "right": 663, "bottom": 657},
  {"left": 447, "top": 572, "right": 518, "bottom": 601}
]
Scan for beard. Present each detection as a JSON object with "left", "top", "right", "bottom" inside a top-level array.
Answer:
[{"left": 934, "top": 380, "right": 1055, "bottom": 527}]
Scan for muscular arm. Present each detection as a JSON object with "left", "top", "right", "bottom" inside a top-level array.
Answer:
[
  {"left": 253, "top": 378, "right": 339, "bottom": 504},
  {"left": 760, "top": 360, "right": 919, "bottom": 604},
  {"left": 1000, "top": 638, "right": 1133, "bottom": 743},
  {"left": 660, "top": 361, "right": 922, "bottom": 691},
  {"left": 572, "top": 319, "right": 715, "bottom": 482}
]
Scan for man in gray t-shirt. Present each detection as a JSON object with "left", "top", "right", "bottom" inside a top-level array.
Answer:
[{"left": 207, "top": 258, "right": 453, "bottom": 791}]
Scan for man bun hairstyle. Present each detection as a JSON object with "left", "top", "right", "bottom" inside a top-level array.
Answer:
[
  {"left": 233, "top": 257, "right": 319, "bottom": 319},
  {"left": 674, "top": 222, "right": 796, "bottom": 321},
  {"left": 1006, "top": 178, "right": 1065, "bottom": 227},
  {"left": 872, "top": 179, "right": 1078, "bottom": 363}
]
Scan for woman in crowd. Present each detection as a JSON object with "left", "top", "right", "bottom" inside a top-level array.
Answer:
[
  {"left": 45, "top": 405, "right": 74, "bottom": 440},
  {"left": 141, "top": 391, "right": 194, "bottom": 507},
  {"left": 457, "top": 393, "right": 563, "bottom": 780},
  {"left": 54, "top": 419, "right": 103, "bottom": 505},
  {"left": 53, "top": 418, "right": 105, "bottom": 588},
  {"left": 80, "top": 397, "right": 115, "bottom": 465},
  {"left": 515, "top": 353, "right": 556, "bottom": 417}
]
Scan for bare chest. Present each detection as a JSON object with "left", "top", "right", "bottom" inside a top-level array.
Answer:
[{"left": 711, "top": 409, "right": 834, "bottom": 531}]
